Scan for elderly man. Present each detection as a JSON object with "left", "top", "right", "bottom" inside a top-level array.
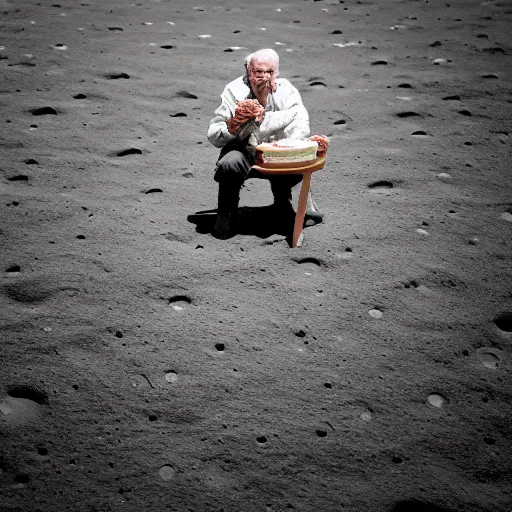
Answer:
[{"left": 207, "top": 48, "right": 323, "bottom": 240}]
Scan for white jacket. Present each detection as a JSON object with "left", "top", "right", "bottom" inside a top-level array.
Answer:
[{"left": 207, "top": 76, "right": 310, "bottom": 151}]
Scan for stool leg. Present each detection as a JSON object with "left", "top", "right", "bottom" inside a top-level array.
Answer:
[{"left": 292, "top": 172, "right": 312, "bottom": 248}]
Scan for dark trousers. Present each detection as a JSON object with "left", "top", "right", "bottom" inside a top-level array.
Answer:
[{"left": 214, "top": 141, "right": 302, "bottom": 214}]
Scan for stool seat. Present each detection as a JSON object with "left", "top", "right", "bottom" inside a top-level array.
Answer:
[{"left": 252, "top": 156, "right": 326, "bottom": 247}]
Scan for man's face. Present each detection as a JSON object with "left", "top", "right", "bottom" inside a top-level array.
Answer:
[{"left": 248, "top": 58, "right": 277, "bottom": 95}]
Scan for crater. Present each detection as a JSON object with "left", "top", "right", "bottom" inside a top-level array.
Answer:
[
  {"left": 168, "top": 295, "right": 192, "bottom": 312},
  {"left": 396, "top": 111, "right": 421, "bottom": 118},
  {"left": 7, "top": 175, "right": 29, "bottom": 182},
  {"left": 295, "top": 257, "right": 322, "bottom": 267},
  {"left": 177, "top": 90, "right": 198, "bottom": 99},
  {"left": 116, "top": 148, "right": 142, "bottom": 157},
  {"left": 3, "top": 280, "right": 79, "bottom": 303},
  {"left": 3, "top": 280, "right": 50, "bottom": 303},
  {"left": 475, "top": 347, "right": 501, "bottom": 369},
  {"left": 368, "top": 180, "right": 393, "bottom": 193},
  {"left": 107, "top": 72, "right": 130, "bottom": 79},
  {"left": 482, "top": 47, "right": 505, "bottom": 54},
  {"left": 7, "top": 384, "right": 49, "bottom": 405},
  {"left": 30, "top": 107, "right": 57, "bottom": 116},
  {"left": 494, "top": 312, "right": 512, "bottom": 333}
]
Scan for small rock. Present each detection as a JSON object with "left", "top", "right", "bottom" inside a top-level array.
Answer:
[
  {"left": 262, "top": 234, "right": 286, "bottom": 245},
  {"left": 436, "top": 172, "right": 453, "bottom": 183}
]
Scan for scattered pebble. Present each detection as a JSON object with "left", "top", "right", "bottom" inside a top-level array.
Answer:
[
  {"left": 159, "top": 465, "right": 175, "bottom": 481},
  {"left": 360, "top": 410, "right": 372, "bottom": 421},
  {"left": 427, "top": 394, "right": 445, "bottom": 408},
  {"left": 165, "top": 371, "right": 178, "bottom": 383},
  {"left": 0, "top": 402, "right": 13, "bottom": 415},
  {"left": 368, "top": 308, "right": 383, "bottom": 319},
  {"left": 416, "top": 228, "right": 429, "bottom": 236},
  {"left": 436, "top": 172, "right": 453, "bottom": 183}
]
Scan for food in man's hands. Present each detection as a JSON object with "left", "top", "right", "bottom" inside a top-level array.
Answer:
[
  {"left": 236, "top": 99, "right": 264, "bottom": 122},
  {"left": 227, "top": 99, "right": 265, "bottom": 134}
]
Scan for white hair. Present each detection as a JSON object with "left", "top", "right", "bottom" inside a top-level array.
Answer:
[{"left": 245, "top": 48, "right": 280, "bottom": 75}]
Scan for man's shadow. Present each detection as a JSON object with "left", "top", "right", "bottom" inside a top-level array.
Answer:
[
  {"left": 187, "top": 205, "right": 292, "bottom": 241},
  {"left": 187, "top": 205, "right": 319, "bottom": 243}
]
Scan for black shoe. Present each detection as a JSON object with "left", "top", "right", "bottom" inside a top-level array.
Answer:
[{"left": 213, "top": 212, "right": 237, "bottom": 240}]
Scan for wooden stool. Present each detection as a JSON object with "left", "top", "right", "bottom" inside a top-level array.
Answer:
[{"left": 252, "top": 156, "right": 326, "bottom": 248}]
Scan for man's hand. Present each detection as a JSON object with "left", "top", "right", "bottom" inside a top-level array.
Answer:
[
  {"left": 309, "top": 134, "right": 329, "bottom": 157},
  {"left": 226, "top": 99, "right": 265, "bottom": 135}
]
